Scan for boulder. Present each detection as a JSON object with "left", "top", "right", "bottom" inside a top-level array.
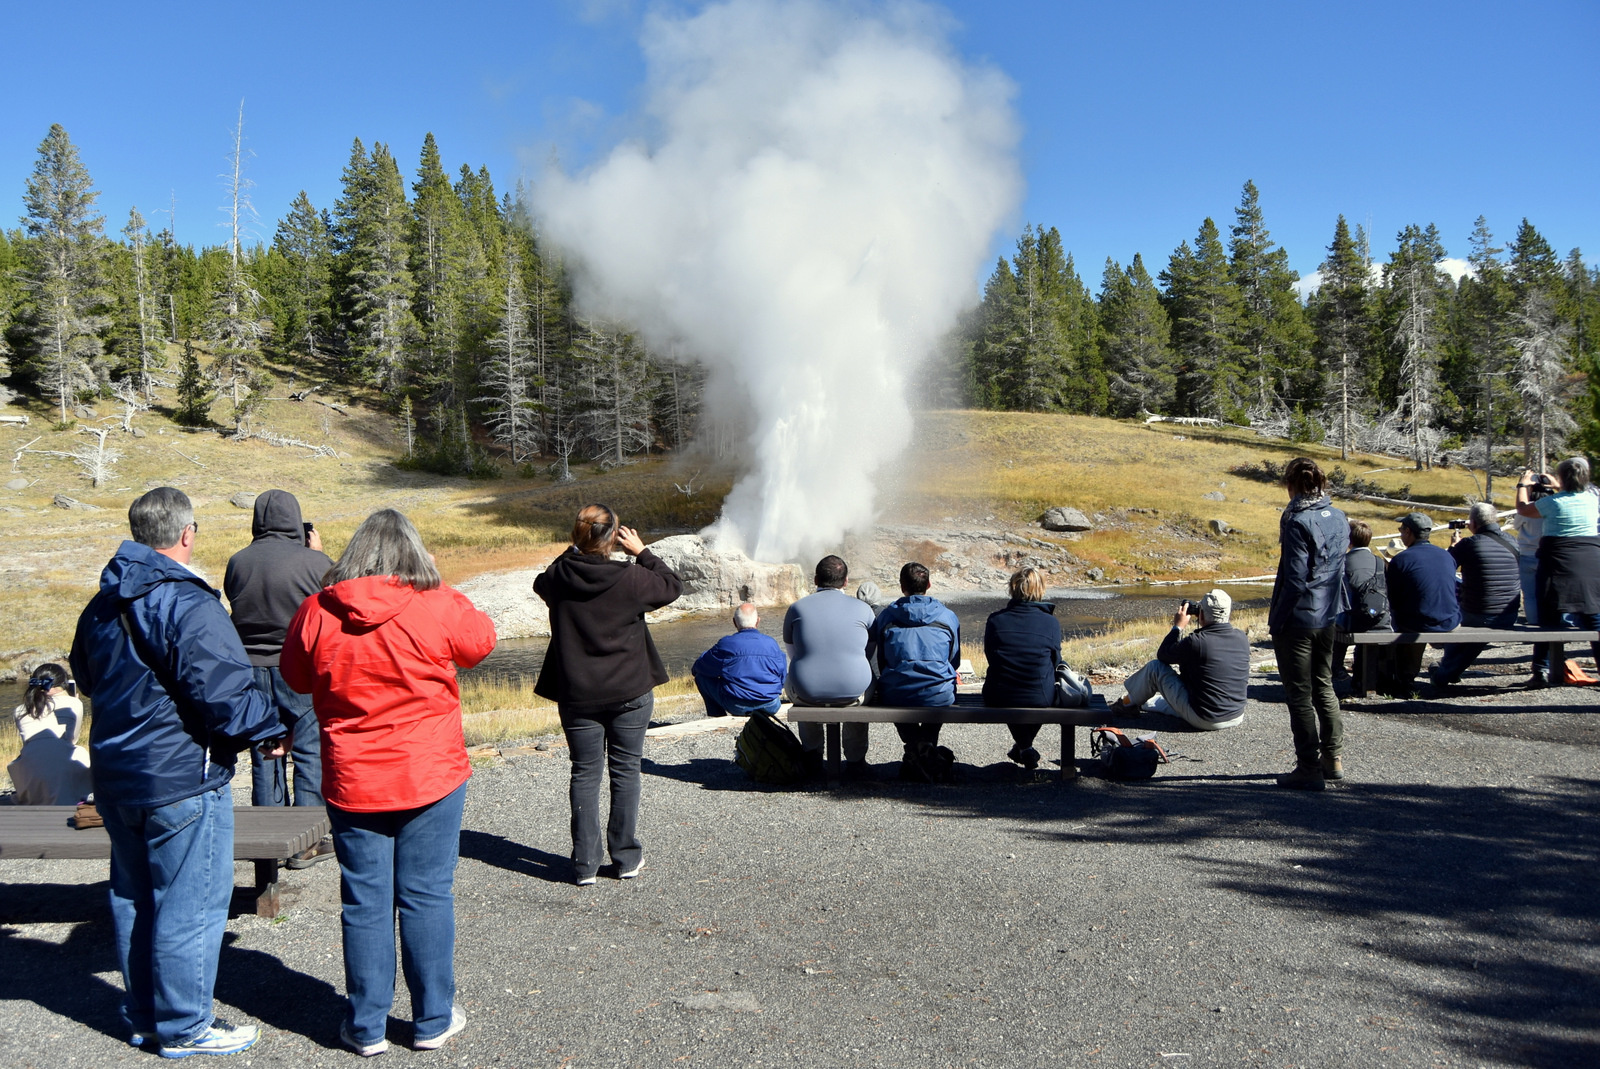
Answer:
[
  {"left": 1208, "top": 519, "right": 1233, "bottom": 535},
  {"left": 1040, "top": 507, "right": 1093, "bottom": 532},
  {"left": 458, "top": 569, "right": 551, "bottom": 641},
  {"left": 52, "top": 494, "right": 100, "bottom": 511},
  {"left": 5, "top": 478, "right": 27, "bottom": 491},
  {"left": 1201, "top": 491, "right": 1226, "bottom": 502},
  {"left": 229, "top": 492, "right": 258, "bottom": 509},
  {"left": 1086, "top": 567, "right": 1105, "bottom": 582},
  {"left": 74, "top": 406, "right": 97, "bottom": 420},
  {"left": 645, "top": 534, "right": 806, "bottom": 613}
]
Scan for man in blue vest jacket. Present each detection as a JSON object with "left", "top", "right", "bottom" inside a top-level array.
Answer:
[{"left": 692, "top": 603, "right": 787, "bottom": 717}]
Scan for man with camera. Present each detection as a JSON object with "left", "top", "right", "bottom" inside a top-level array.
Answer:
[
  {"left": 1429, "top": 503, "right": 1521, "bottom": 688},
  {"left": 1112, "top": 589, "right": 1249, "bottom": 730},
  {"left": 224, "top": 490, "right": 335, "bottom": 866},
  {"left": 1383, "top": 512, "right": 1460, "bottom": 697}
]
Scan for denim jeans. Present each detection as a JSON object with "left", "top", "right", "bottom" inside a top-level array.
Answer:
[
  {"left": 1520, "top": 553, "right": 1541, "bottom": 628},
  {"left": 1534, "top": 611, "right": 1600, "bottom": 679},
  {"left": 1273, "top": 624, "right": 1341, "bottom": 767},
  {"left": 249, "top": 666, "right": 323, "bottom": 807},
  {"left": 560, "top": 693, "right": 651, "bottom": 879},
  {"left": 1433, "top": 608, "right": 1520, "bottom": 682},
  {"left": 102, "top": 785, "right": 233, "bottom": 1046},
  {"left": 328, "top": 781, "right": 466, "bottom": 1046},
  {"left": 694, "top": 675, "right": 782, "bottom": 718},
  {"left": 1121, "top": 659, "right": 1242, "bottom": 731}
]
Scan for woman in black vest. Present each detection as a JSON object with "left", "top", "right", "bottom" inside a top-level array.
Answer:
[{"left": 981, "top": 568, "right": 1062, "bottom": 772}]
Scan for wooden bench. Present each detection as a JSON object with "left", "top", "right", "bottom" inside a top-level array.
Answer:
[
  {"left": 786, "top": 694, "right": 1194, "bottom": 780},
  {"left": 0, "top": 806, "right": 331, "bottom": 917},
  {"left": 1340, "top": 626, "right": 1600, "bottom": 697}
]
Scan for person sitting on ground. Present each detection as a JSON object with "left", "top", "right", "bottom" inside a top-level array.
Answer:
[
  {"left": 1516, "top": 458, "right": 1600, "bottom": 687},
  {"left": 1430, "top": 502, "right": 1522, "bottom": 688},
  {"left": 7, "top": 662, "right": 92, "bottom": 806},
  {"left": 1383, "top": 511, "right": 1461, "bottom": 696},
  {"left": 783, "top": 556, "right": 878, "bottom": 780},
  {"left": 873, "top": 562, "right": 962, "bottom": 781},
  {"left": 692, "top": 603, "right": 787, "bottom": 718},
  {"left": 981, "top": 567, "right": 1064, "bottom": 771},
  {"left": 1333, "top": 520, "right": 1391, "bottom": 684},
  {"left": 1112, "top": 590, "right": 1250, "bottom": 730}
]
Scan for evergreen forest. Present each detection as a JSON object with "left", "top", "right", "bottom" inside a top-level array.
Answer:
[{"left": 3, "top": 123, "right": 1597, "bottom": 493}]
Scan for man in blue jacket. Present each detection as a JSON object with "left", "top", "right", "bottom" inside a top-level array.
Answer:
[
  {"left": 1384, "top": 511, "right": 1462, "bottom": 697},
  {"left": 692, "top": 603, "right": 787, "bottom": 717},
  {"left": 70, "top": 488, "right": 282, "bottom": 1059},
  {"left": 872, "top": 562, "right": 962, "bottom": 781}
]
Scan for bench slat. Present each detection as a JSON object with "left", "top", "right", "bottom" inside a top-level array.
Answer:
[
  {"left": 0, "top": 807, "right": 330, "bottom": 861},
  {"left": 1343, "top": 627, "right": 1600, "bottom": 646},
  {"left": 786, "top": 694, "right": 1112, "bottom": 725}
]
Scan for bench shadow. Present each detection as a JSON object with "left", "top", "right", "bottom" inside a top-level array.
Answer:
[
  {"left": 918, "top": 774, "right": 1600, "bottom": 1069},
  {"left": 458, "top": 829, "right": 571, "bottom": 884},
  {"left": 0, "top": 918, "right": 126, "bottom": 1041}
]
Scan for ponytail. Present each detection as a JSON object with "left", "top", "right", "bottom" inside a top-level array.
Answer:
[{"left": 22, "top": 662, "right": 69, "bottom": 720}]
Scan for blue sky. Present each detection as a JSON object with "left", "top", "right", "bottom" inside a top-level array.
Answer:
[{"left": 2, "top": 0, "right": 1594, "bottom": 286}]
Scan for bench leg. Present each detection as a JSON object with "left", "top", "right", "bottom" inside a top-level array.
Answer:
[
  {"left": 253, "top": 859, "right": 281, "bottom": 918},
  {"left": 1354, "top": 647, "right": 1373, "bottom": 698},
  {"left": 825, "top": 722, "right": 842, "bottom": 780},
  {"left": 1061, "top": 724, "right": 1078, "bottom": 781}
]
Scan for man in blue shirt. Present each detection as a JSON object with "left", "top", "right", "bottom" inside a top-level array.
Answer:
[
  {"left": 692, "top": 603, "right": 787, "bottom": 717},
  {"left": 873, "top": 562, "right": 962, "bottom": 781},
  {"left": 1383, "top": 512, "right": 1461, "bottom": 698}
]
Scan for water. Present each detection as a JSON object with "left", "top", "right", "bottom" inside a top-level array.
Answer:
[{"left": 463, "top": 583, "right": 1270, "bottom": 683}]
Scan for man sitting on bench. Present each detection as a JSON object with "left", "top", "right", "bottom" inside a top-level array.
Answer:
[
  {"left": 1383, "top": 512, "right": 1461, "bottom": 698},
  {"left": 784, "top": 556, "right": 878, "bottom": 780},
  {"left": 1430, "top": 502, "right": 1522, "bottom": 688},
  {"left": 872, "top": 562, "right": 962, "bottom": 781},
  {"left": 693, "top": 603, "right": 786, "bottom": 718},
  {"left": 1112, "top": 589, "right": 1249, "bottom": 730}
]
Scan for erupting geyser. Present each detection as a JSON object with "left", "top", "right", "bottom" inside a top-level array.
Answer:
[{"left": 536, "top": 0, "right": 1021, "bottom": 562}]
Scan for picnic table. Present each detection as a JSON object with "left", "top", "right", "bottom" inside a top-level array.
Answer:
[{"left": 0, "top": 805, "right": 331, "bottom": 917}]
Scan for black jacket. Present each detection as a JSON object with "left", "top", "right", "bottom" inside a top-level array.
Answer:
[
  {"left": 1449, "top": 530, "right": 1520, "bottom": 617},
  {"left": 981, "top": 600, "right": 1062, "bottom": 708},
  {"left": 533, "top": 547, "right": 682, "bottom": 709},
  {"left": 1269, "top": 494, "right": 1349, "bottom": 633},
  {"left": 1157, "top": 621, "right": 1250, "bottom": 723},
  {"left": 223, "top": 491, "right": 334, "bottom": 666}
]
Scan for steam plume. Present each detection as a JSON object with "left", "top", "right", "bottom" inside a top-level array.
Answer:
[{"left": 536, "top": 0, "right": 1021, "bottom": 561}]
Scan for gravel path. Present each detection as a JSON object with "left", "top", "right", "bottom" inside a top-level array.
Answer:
[{"left": 2, "top": 671, "right": 1597, "bottom": 1068}]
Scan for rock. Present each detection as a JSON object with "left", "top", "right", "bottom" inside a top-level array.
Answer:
[
  {"left": 1040, "top": 507, "right": 1093, "bottom": 532},
  {"left": 0, "top": 505, "right": 23, "bottom": 515},
  {"left": 1208, "top": 519, "right": 1233, "bottom": 535},
  {"left": 5, "top": 478, "right": 27, "bottom": 491},
  {"left": 678, "top": 992, "right": 759, "bottom": 1013},
  {"left": 458, "top": 569, "right": 551, "bottom": 641},
  {"left": 52, "top": 494, "right": 100, "bottom": 511},
  {"left": 1086, "top": 567, "right": 1105, "bottom": 581},
  {"left": 74, "top": 406, "right": 97, "bottom": 419},
  {"left": 229, "top": 492, "right": 257, "bottom": 509},
  {"left": 645, "top": 534, "right": 806, "bottom": 613},
  {"left": 131, "top": 427, "right": 147, "bottom": 438},
  {"left": 1201, "top": 491, "right": 1226, "bottom": 501}
]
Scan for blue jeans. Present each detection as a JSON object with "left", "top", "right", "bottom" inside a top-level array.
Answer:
[
  {"left": 102, "top": 785, "right": 233, "bottom": 1045},
  {"left": 1520, "top": 554, "right": 1541, "bottom": 628},
  {"left": 249, "top": 666, "right": 323, "bottom": 807},
  {"left": 694, "top": 674, "right": 782, "bottom": 718},
  {"left": 1433, "top": 607, "right": 1520, "bottom": 683},
  {"left": 328, "top": 781, "right": 466, "bottom": 1046},
  {"left": 1534, "top": 611, "right": 1600, "bottom": 679},
  {"left": 559, "top": 693, "right": 651, "bottom": 879}
]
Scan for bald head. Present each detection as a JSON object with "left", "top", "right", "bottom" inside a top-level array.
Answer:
[{"left": 733, "top": 603, "right": 760, "bottom": 630}]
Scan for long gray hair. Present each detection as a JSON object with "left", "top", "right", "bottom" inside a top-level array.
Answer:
[{"left": 325, "top": 509, "right": 441, "bottom": 590}]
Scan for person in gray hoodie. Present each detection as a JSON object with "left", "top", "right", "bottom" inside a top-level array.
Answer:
[{"left": 224, "top": 490, "right": 335, "bottom": 866}]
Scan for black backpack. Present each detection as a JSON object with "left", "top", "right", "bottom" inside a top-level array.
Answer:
[
  {"left": 1350, "top": 561, "right": 1390, "bottom": 632},
  {"left": 735, "top": 714, "right": 811, "bottom": 785}
]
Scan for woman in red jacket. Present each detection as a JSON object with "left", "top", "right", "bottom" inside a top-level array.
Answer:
[
  {"left": 534, "top": 504, "right": 681, "bottom": 886},
  {"left": 281, "top": 509, "right": 496, "bottom": 1056}
]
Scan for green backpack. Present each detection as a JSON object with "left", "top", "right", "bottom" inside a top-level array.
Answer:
[{"left": 734, "top": 713, "right": 811, "bottom": 785}]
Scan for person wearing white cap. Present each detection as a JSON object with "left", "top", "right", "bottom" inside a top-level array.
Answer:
[{"left": 1112, "top": 589, "right": 1250, "bottom": 730}]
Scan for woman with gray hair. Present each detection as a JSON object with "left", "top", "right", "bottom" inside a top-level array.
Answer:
[
  {"left": 281, "top": 509, "right": 497, "bottom": 1055},
  {"left": 1431, "top": 502, "right": 1522, "bottom": 687},
  {"left": 1515, "top": 457, "right": 1600, "bottom": 686}
]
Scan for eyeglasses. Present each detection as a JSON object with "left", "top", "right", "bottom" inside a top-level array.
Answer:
[{"left": 187, "top": 520, "right": 200, "bottom": 535}]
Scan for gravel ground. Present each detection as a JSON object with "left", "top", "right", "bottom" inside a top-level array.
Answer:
[{"left": 2, "top": 661, "right": 1597, "bottom": 1069}]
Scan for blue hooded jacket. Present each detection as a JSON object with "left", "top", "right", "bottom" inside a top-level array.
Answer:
[
  {"left": 872, "top": 595, "right": 962, "bottom": 707},
  {"left": 70, "top": 541, "right": 277, "bottom": 808},
  {"left": 692, "top": 627, "right": 787, "bottom": 704},
  {"left": 1269, "top": 494, "right": 1350, "bottom": 633}
]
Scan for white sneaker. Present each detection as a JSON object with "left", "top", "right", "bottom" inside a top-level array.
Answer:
[
  {"left": 157, "top": 1019, "right": 260, "bottom": 1058},
  {"left": 340, "top": 1020, "right": 389, "bottom": 1057},
  {"left": 413, "top": 1005, "right": 466, "bottom": 1051},
  {"left": 618, "top": 861, "right": 644, "bottom": 879}
]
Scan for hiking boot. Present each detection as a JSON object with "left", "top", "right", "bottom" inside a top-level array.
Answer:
[
  {"left": 1275, "top": 765, "right": 1326, "bottom": 791},
  {"left": 803, "top": 750, "right": 826, "bottom": 779},
  {"left": 1524, "top": 673, "right": 1551, "bottom": 690},
  {"left": 339, "top": 1020, "right": 389, "bottom": 1057},
  {"left": 840, "top": 760, "right": 874, "bottom": 783},
  {"left": 1319, "top": 754, "right": 1344, "bottom": 781},
  {"left": 1006, "top": 743, "right": 1041, "bottom": 770},
  {"left": 158, "top": 1019, "right": 260, "bottom": 1058},
  {"left": 287, "top": 834, "right": 336, "bottom": 870},
  {"left": 413, "top": 1005, "right": 466, "bottom": 1051},
  {"left": 898, "top": 747, "right": 934, "bottom": 783}
]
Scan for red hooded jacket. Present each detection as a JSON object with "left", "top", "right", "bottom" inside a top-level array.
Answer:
[{"left": 281, "top": 576, "right": 497, "bottom": 812}]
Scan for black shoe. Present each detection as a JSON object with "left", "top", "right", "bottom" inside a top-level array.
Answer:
[
  {"left": 1006, "top": 743, "right": 1041, "bottom": 770},
  {"left": 1276, "top": 765, "right": 1326, "bottom": 791},
  {"left": 840, "top": 761, "right": 874, "bottom": 783},
  {"left": 898, "top": 748, "right": 934, "bottom": 783},
  {"left": 1525, "top": 674, "right": 1551, "bottom": 690}
]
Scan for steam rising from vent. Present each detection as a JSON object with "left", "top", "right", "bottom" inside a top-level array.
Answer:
[{"left": 536, "top": 0, "right": 1021, "bottom": 561}]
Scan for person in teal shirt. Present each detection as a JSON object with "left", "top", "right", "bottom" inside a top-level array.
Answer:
[{"left": 1516, "top": 458, "right": 1600, "bottom": 686}]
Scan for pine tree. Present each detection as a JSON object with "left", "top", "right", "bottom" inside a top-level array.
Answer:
[
  {"left": 334, "top": 140, "right": 415, "bottom": 392},
  {"left": 1383, "top": 224, "right": 1449, "bottom": 469},
  {"left": 174, "top": 338, "right": 214, "bottom": 425},
  {"left": 1312, "top": 215, "right": 1371, "bottom": 458},
  {"left": 575, "top": 323, "right": 652, "bottom": 465},
  {"left": 18, "top": 124, "right": 108, "bottom": 422},
  {"left": 0, "top": 230, "right": 19, "bottom": 404},
  {"left": 205, "top": 102, "right": 267, "bottom": 431},
  {"left": 476, "top": 239, "right": 541, "bottom": 462},
  {"left": 1457, "top": 216, "right": 1516, "bottom": 497},
  {"left": 1098, "top": 253, "right": 1174, "bottom": 417},
  {"left": 1160, "top": 219, "right": 1242, "bottom": 419},
  {"left": 1511, "top": 291, "right": 1574, "bottom": 467},
  {"left": 271, "top": 191, "right": 332, "bottom": 359},
  {"left": 1228, "top": 181, "right": 1313, "bottom": 425},
  {"left": 410, "top": 134, "right": 477, "bottom": 410},
  {"left": 119, "top": 207, "right": 164, "bottom": 397}
]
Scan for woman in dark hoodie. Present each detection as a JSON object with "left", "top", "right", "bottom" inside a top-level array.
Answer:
[
  {"left": 981, "top": 568, "right": 1061, "bottom": 771},
  {"left": 534, "top": 505, "right": 682, "bottom": 886}
]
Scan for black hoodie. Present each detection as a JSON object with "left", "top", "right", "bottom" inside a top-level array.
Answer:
[
  {"left": 532, "top": 546, "right": 682, "bottom": 709},
  {"left": 223, "top": 490, "right": 335, "bottom": 666}
]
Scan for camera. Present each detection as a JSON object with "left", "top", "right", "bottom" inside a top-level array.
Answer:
[
  {"left": 1447, "top": 519, "right": 1468, "bottom": 530},
  {"left": 303, "top": 521, "right": 315, "bottom": 546},
  {"left": 1529, "top": 475, "right": 1557, "bottom": 500},
  {"left": 1178, "top": 600, "right": 1194, "bottom": 615}
]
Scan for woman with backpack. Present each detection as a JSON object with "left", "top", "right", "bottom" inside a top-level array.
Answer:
[{"left": 1334, "top": 520, "right": 1390, "bottom": 686}]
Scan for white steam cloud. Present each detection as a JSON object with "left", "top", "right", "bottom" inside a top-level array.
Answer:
[{"left": 536, "top": 0, "right": 1021, "bottom": 561}]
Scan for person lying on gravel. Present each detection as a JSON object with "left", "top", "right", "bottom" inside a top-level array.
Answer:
[
  {"left": 692, "top": 603, "right": 786, "bottom": 718},
  {"left": 1112, "top": 589, "right": 1249, "bottom": 731}
]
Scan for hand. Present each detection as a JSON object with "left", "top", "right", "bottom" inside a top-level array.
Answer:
[
  {"left": 1173, "top": 603, "right": 1190, "bottom": 630},
  {"left": 259, "top": 737, "right": 289, "bottom": 759},
  {"left": 1450, "top": 528, "right": 1463, "bottom": 546},
  {"left": 615, "top": 525, "right": 646, "bottom": 556},
  {"left": 306, "top": 528, "right": 324, "bottom": 553}
]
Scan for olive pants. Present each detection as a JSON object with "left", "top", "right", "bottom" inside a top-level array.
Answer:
[{"left": 1273, "top": 624, "right": 1342, "bottom": 767}]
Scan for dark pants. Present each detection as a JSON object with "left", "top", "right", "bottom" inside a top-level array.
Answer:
[
  {"left": 895, "top": 723, "right": 943, "bottom": 748},
  {"left": 559, "top": 693, "right": 651, "bottom": 879},
  {"left": 694, "top": 675, "right": 782, "bottom": 718},
  {"left": 1433, "top": 608, "right": 1519, "bottom": 683},
  {"left": 249, "top": 666, "right": 322, "bottom": 807},
  {"left": 1274, "top": 624, "right": 1341, "bottom": 767},
  {"left": 1007, "top": 724, "right": 1041, "bottom": 748},
  {"left": 1534, "top": 611, "right": 1600, "bottom": 679}
]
